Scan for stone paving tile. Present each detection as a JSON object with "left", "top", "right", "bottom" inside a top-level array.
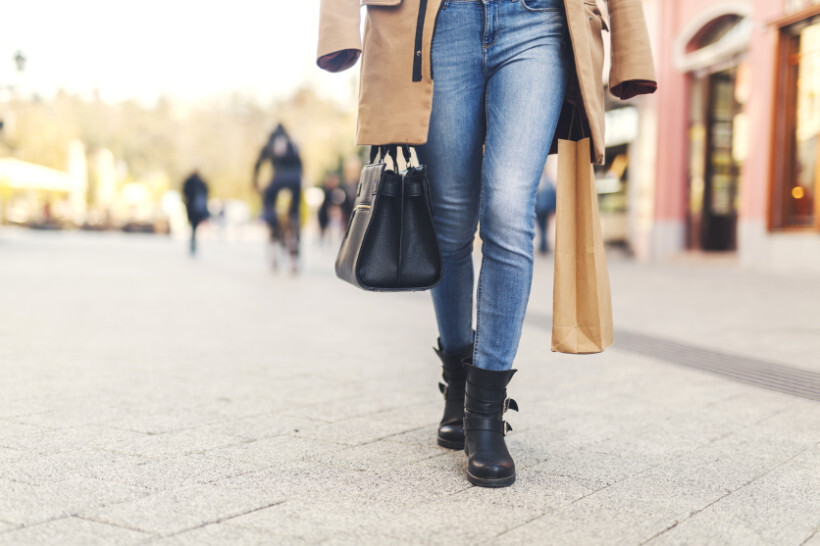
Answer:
[
  {"left": 573, "top": 427, "right": 820, "bottom": 524},
  {"left": 147, "top": 523, "right": 311, "bottom": 545},
  {"left": 308, "top": 453, "right": 472, "bottom": 508},
  {"left": 225, "top": 498, "right": 393, "bottom": 543},
  {"left": 0, "top": 446, "right": 23, "bottom": 465},
  {"left": 751, "top": 401, "right": 820, "bottom": 445},
  {"left": 581, "top": 393, "right": 795, "bottom": 459},
  {"left": 521, "top": 408, "right": 664, "bottom": 454},
  {"left": 79, "top": 481, "right": 286, "bottom": 536},
  {"left": 528, "top": 443, "right": 654, "bottom": 488},
  {"left": 39, "top": 425, "right": 151, "bottom": 454},
  {"left": 0, "top": 477, "right": 151, "bottom": 526},
  {"left": 211, "top": 461, "right": 364, "bottom": 502},
  {"left": 647, "top": 443, "right": 820, "bottom": 546},
  {"left": 0, "top": 517, "right": 154, "bottom": 545},
  {"left": 373, "top": 402, "right": 442, "bottom": 429},
  {"left": 201, "top": 413, "right": 325, "bottom": 441},
  {"left": 371, "top": 470, "right": 597, "bottom": 544},
  {"left": 0, "top": 522, "right": 19, "bottom": 533},
  {"left": 0, "top": 421, "right": 70, "bottom": 454},
  {"left": 0, "top": 448, "right": 149, "bottom": 486},
  {"left": 103, "top": 409, "right": 232, "bottom": 435},
  {"left": 319, "top": 532, "right": 406, "bottom": 545},
  {"left": 104, "top": 428, "right": 248, "bottom": 459},
  {"left": 9, "top": 405, "right": 140, "bottom": 430},
  {"left": 78, "top": 451, "right": 269, "bottom": 491},
  {"left": 296, "top": 416, "right": 435, "bottom": 446},
  {"left": 188, "top": 397, "right": 299, "bottom": 421},
  {"left": 310, "top": 438, "right": 447, "bottom": 472},
  {"left": 279, "top": 394, "right": 398, "bottom": 424},
  {"left": 493, "top": 503, "right": 676, "bottom": 546},
  {"left": 382, "top": 425, "right": 440, "bottom": 447},
  {"left": 208, "top": 435, "right": 347, "bottom": 469},
  {"left": 340, "top": 471, "right": 588, "bottom": 544},
  {"left": 503, "top": 432, "right": 561, "bottom": 471},
  {"left": 0, "top": 398, "right": 51, "bottom": 420},
  {"left": 804, "top": 531, "right": 820, "bottom": 546}
]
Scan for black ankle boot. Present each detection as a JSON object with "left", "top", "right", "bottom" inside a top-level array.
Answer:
[
  {"left": 434, "top": 340, "right": 473, "bottom": 450},
  {"left": 463, "top": 363, "right": 518, "bottom": 487}
]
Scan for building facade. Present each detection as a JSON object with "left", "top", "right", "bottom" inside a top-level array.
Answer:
[{"left": 622, "top": 0, "right": 820, "bottom": 272}]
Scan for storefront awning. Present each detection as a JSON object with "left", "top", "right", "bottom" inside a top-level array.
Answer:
[{"left": 0, "top": 158, "right": 73, "bottom": 192}]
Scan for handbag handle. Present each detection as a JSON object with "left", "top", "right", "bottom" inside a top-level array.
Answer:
[{"left": 370, "top": 145, "right": 413, "bottom": 168}]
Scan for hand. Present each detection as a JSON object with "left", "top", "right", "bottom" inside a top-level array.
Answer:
[{"left": 317, "top": 49, "right": 360, "bottom": 72}]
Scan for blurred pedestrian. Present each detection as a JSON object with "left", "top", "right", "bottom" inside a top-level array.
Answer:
[
  {"left": 535, "top": 170, "right": 557, "bottom": 255},
  {"left": 253, "top": 124, "right": 303, "bottom": 273},
  {"left": 318, "top": 0, "right": 656, "bottom": 488},
  {"left": 317, "top": 171, "right": 350, "bottom": 243},
  {"left": 182, "top": 170, "right": 209, "bottom": 255}
]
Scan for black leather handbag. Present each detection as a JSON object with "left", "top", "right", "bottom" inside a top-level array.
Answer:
[{"left": 335, "top": 145, "right": 442, "bottom": 291}]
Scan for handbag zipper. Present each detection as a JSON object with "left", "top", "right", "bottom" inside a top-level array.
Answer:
[{"left": 412, "top": 0, "right": 429, "bottom": 82}]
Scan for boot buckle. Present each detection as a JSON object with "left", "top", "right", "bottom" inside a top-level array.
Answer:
[
  {"left": 503, "top": 421, "right": 513, "bottom": 436},
  {"left": 503, "top": 398, "right": 519, "bottom": 413},
  {"left": 438, "top": 382, "right": 448, "bottom": 397}
]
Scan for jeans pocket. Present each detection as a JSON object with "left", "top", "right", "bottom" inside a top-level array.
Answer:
[{"left": 519, "top": 0, "right": 562, "bottom": 12}]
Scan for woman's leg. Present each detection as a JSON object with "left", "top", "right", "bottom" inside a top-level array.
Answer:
[
  {"left": 473, "top": 0, "right": 569, "bottom": 371},
  {"left": 417, "top": 0, "right": 486, "bottom": 356},
  {"left": 417, "top": 0, "right": 486, "bottom": 451},
  {"left": 461, "top": 0, "right": 569, "bottom": 487}
]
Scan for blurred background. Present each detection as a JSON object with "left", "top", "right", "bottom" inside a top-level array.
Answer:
[
  {"left": 0, "top": 0, "right": 361, "bottom": 243},
  {"left": 0, "top": 0, "right": 819, "bottom": 273}
]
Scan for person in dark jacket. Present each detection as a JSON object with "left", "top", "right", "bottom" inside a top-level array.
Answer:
[
  {"left": 253, "top": 124, "right": 303, "bottom": 272},
  {"left": 182, "top": 170, "right": 209, "bottom": 255},
  {"left": 317, "top": 171, "right": 350, "bottom": 243}
]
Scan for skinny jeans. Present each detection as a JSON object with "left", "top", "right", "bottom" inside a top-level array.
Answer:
[{"left": 417, "top": 0, "right": 569, "bottom": 370}]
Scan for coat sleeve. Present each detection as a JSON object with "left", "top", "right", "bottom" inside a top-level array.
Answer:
[
  {"left": 317, "top": 0, "right": 363, "bottom": 73},
  {"left": 606, "top": 0, "right": 657, "bottom": 99}
]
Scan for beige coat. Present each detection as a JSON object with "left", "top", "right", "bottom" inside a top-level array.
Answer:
[{"left": 317, "top": 0, "right": 656, "bottom": 165}]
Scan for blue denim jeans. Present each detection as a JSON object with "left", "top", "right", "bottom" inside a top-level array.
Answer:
[{"left": 417, "top": 0, "right": 569, "bottom": 371}]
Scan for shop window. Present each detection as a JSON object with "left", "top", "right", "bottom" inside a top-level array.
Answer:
[{"left": 773, "top": 15, "right": 820, "bottom": 229}]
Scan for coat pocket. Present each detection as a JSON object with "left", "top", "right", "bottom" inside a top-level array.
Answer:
[
  {"left": 361, "top": 0, "right": 402, "bottom": 5},
  {"left": 583, "top": 0, "right": 608, "bottom": 32}
]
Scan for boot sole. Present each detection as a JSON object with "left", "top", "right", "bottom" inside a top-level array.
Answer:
[
  {"left": 437, "top": 437, "right": 464, "bottom": 450},
  {"left": 467, "top": 470, "right": 516, "bottom": 488}
]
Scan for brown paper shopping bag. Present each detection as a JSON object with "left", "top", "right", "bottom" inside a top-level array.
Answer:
[{"left": 551, "top": 137, "right": 614, "bottom": 354}]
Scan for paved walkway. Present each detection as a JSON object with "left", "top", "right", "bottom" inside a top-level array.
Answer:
[{"left": 0, "top": 228, "right": 818, "bottom": 545}]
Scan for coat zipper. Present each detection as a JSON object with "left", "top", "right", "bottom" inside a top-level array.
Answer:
[{"left": 412, "top": 0, "right": 429, "bottom": 82}]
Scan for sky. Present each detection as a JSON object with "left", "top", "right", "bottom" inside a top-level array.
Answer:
[{"left": 1, "top": 0, "right": 359, "bottom": 107}]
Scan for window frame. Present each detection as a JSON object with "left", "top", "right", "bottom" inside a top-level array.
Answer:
[{"left": 770, "top": 6, "right": 820, "bottom": 231}]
